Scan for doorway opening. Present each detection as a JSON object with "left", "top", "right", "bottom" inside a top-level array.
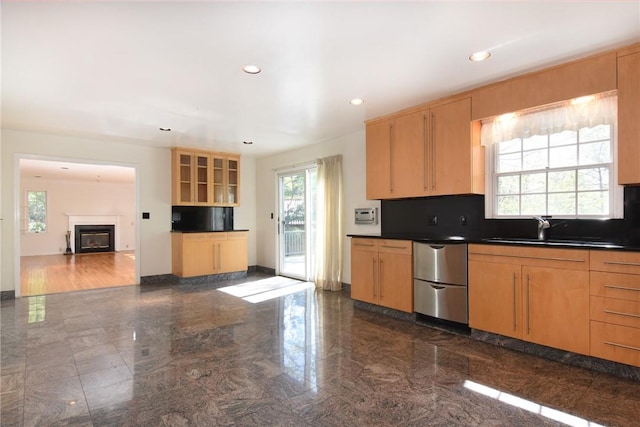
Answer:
[
  {"left": 278, "top": 167, "right": 317, "bottom": 280},
  {"left": 18, "top": 158, "right": 138, "bottom": 296}
]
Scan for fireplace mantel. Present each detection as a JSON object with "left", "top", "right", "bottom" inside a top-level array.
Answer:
[{"left": 66, "top": 214, "right": 122, "bottom": 252}]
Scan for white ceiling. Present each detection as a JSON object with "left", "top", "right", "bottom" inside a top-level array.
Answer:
[
  {"left": 20, "top": 159, "right": 135, "bottom": 184},
  {"left": 3, "top": 0, "right": 640, "bottom": 166}
]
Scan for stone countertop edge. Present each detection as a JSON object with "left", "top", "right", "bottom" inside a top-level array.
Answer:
[{"left": 346, "top": 233, "right": 640, "bottom": 251}]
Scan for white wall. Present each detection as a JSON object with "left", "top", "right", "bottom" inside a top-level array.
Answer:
[
  {"left": 20, "top": 177, "right": 136, "bottom": 256},
  {"left": 255, "top": 129, "right": 380, "bottom": 284},
  {"left": 1, "top": 129, "right": 171, "bottom": 292},
  {"left": 2, "top": 128, "right": 259, "bottom": 294}
]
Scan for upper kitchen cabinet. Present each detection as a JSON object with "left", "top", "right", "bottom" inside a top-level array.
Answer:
[
  {"left": 171, "top": 148, "right": 241, "bottom": 207},
  {"left": 212, "top": 153, "right": 240, "bottom": 206},
  {"left": 617, "top": 47, "right": 640, "bottom": 185},
  {"left": 365, "top": 97, "right": 483, "bottom": 200}
]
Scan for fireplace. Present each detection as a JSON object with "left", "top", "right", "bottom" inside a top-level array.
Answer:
[{"left": 74, "top": 225, "right": 115, "bottom": 254}]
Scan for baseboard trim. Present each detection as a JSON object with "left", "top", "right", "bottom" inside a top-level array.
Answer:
[
  {"left": 1, "top": 290, "right": 16, "bottom": 300},
  {"left": 140, "top": 274, "right": 177, "bottom": 285}
]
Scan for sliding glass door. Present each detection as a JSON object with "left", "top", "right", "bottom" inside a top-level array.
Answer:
[{"left": 278, "top": 168, "right": 316, "bottom": 280}]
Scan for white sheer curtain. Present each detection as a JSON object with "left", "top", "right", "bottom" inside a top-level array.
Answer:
[
  {"left": 481, "top": 92, "right": 617, "bottom": 145},
  {"left": 313, "top": 155, "right": 343, "bottom": 291}
]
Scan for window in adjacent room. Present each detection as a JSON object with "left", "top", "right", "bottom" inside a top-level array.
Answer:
[
  {"left": 482, "top": 92, "right": 622, "bottom": 219},
  {"left": 27, "top": 190, "right": 47, "bottom": 232}
]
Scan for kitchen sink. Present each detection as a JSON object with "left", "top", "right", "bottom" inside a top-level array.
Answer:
[{"left": 482, "top": 237, "right": 623, "bottom": 248}]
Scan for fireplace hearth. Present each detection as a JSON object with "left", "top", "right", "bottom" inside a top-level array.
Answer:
[{"left": 74, "top": 225, "right": 115, "bottom": 254}]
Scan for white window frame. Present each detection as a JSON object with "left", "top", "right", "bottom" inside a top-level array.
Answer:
[{"left": 483, "top": 94, "right": 623, "bottom": 219}]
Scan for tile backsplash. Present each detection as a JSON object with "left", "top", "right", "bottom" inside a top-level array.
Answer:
[{"left": 381, "top": 187, "right": 640, "bottom": 244}]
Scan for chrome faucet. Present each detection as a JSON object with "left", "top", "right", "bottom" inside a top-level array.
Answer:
[{"left": 533, "top": 216, "right": 551, "bottom": 240}]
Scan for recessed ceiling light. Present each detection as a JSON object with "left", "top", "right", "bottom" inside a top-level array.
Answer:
[
  {"left": 243, "top": 141, "right": 254, "bottom": 145},
  {"left": 34, "top": 175, "right": 42, "bottom": 178},
  {"left": 61, "top": 167, "right": 69, "bottom": 170},
  {"left": 159, "top": 127, "right": 171, "bottom": 132},
  {"left": 469, "top": 51, "right": 491, "bottom": 62},
  {"left": 242, "top": 65, "right": 262, "bottom": 74},
  {"left": 350, "top": 98, "right": 364, "bottom": 105}
]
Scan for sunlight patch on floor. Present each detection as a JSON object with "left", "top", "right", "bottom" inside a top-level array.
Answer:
[{"left": 218, "top": 276, "right": 315, "bottom": 303}]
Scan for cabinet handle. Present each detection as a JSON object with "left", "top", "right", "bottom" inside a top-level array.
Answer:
[
  {"left": 430, "top": 113, "right": 436, "bottom": 191},
  {"left": 512, "top": 273, "right": 517, "bottom": 332},
  {"left": 603, "top": 309, "right": 640, "bottom": 319},
  {"left": 379, "top": 259, "right": 384, "bottom": 299},
  {"left": 603, "top": 260, "right": 640, "bottom": 267},
  {"left": 354, "top": 243, "right": 375, "bottom": 247},
  {"left": 604, "top": 341, "right": 640, "bottom": 352},
  {"left": 423, "top": 114, "right": 428, "bottom": 191},
  {"left": 526, "top": 274, "right": 530, "bottom": 335},
  {"left": 372, "top": 258, "right": 377, "bottom": 298},
  {"left": 604, "top": 285, "right": 640, "bottom": 292},
  {"left": 218, "top": 243, "right": 222, "bottom": 272},
  {"left": 389, "top": 124, "right": 394, "bottom": 192}
]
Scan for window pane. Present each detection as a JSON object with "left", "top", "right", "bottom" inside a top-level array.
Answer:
[
  {"left": 579, "top": 124, "right": 610, "bottom": 143},
  {"left": 549, "top": 193, "right": 576, "bottom": 215},
  {"left": 523, "top": 134, "right": 548, "bottom": 150},
  {"left": 498, "top": 152, "right": 521, "bottom": 173},
  {"left": 27, "top": 191, "right": 46, "bottom": 233},
  {"left": 498, "top": 138, "right": 521, "bottom": 154},
  {"left": 579, "top": 141, "right": 610, "bottom": 165},
  {"left": 497, "top": 175, "right": 520, "bottom": 195},
  {"left": 578, "top": 191, "right": 608, "bottom": 215},
  {"left": 549, "top": 145, "right": 577, "bottom": 168},
  {"left": 521, "top": 194, "right": 546, "bottom": 215},
  {"left": 497, "top": 195, "right": 520, "bottom": 216},
  {"left": 578, "top": 168, "right": 609, "bottom": 191},
  {"left": 522, "top": 149, "right": 547, "bottom": 171},
  {"left": 521, "top": 173, "right": 546, "bottom": 194},
  {"left": 548, "top": 170, "right": 576, "bottom": 193},
  {"left": 550, "top": 130, "right": 577, "bottom": 147}
]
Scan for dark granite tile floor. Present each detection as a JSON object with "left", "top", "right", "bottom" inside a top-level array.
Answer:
[{"left": 1, "top": 273, "right": 639, "bottom": 426}]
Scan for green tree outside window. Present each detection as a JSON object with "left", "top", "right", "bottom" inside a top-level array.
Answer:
[{"left": 27, "top": 190, "right": 47, "bottom": 233}]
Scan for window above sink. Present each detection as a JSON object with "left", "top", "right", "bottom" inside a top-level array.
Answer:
[{"left": 482, "top": 92, "right": 623, "bottom": 220}]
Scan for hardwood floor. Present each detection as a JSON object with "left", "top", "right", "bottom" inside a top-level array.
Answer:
[{"left": 20, "top": 251, "right": 136, "bottom": 296}]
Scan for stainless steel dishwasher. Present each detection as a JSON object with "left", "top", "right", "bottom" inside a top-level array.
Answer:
[{"left": 413, "top": 241, "right": 468, "bottom": 324}]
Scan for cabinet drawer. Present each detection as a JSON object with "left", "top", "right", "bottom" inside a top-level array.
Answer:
[
  {"left": 590, "top": 321, "right": 640, "bottom": 367},
  {"left": 590, "top": 250, "right": 640, "bottom": 274},
  {"left": 182, "top": 232, "right": 227, "bottom": 242},
  {"left": 590, "top": 296, "right": 640, "bottom": 328},
  {"left": 468, "top": 244, "right": 589, "bottom": 270},
  {"left": 351, "top": 238, "right": 378, "bottom": 252},
  {"left": 589, "top": 271, "right": 640, "bottom": 301},
  {"left": 378, "top": 239, "right": 412, "bottom": 255}
]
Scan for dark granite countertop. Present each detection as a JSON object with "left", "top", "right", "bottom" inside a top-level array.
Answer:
[{"left": 346, "top": 233, "right": 640, "bottom": 251}]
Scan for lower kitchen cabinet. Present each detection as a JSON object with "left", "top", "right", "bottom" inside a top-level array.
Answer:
[
  {"left": 468, "top": 244, "right": 590, "bottom": 355},
  {"left": 350, "top": 238, "right": 413, "bottom": 313},
  {"left": 589, "top": 250, "right": 640, "bottom": 367},
  {"left": 172, "top": 231, "right": 248, "bottom": 278}
]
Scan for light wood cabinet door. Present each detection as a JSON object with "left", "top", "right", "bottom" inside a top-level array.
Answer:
[
  {"left": 219, "top": 233, "right": 248, "bottom": 274},
  {"left": 194, "top": 153, "right": 212, "bottom": 205},
  {"left": 378, "top": 251, "right": 413, "bottom": 313},
  {"left": 172, "top": 150, "right": 196, "bottom": 205},
  {"left": 616, "top": 51, "right": 640, "bottom": 185},
  {"left": 366, "top": 119, "right": 392, "bottom": 199},
  {"left": 212, "top": 154, "right": 241, "bottom": 207},
  {"left": 523, "top": 266, "right": 590, "bottom": 355},
  {"left": 430, "top": 98, "right": 473, "bottom": 196},
  {"left": 468, "top": 260, "right": 522, "bottom": 339},
  {"left": 392, "top": 111, "right": 428, "bottom": 198},
  {"left": 351, "top": 244, "right": 378, "bottom": 305},
  {"left": 182, "top": 235, "right": 219, "bottom": 277}
]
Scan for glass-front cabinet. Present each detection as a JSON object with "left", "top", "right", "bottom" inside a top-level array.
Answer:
[
  {"left": 172, "top": 148, "right": 240, "bottom": 207},
  {"left": 212, "top": 153, "right": 240, "bottom": 206}
]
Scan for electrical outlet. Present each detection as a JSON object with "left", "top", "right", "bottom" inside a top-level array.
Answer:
[
  {"left": 428, "top": 215, "right": 438, "bottom": 226},
  {"left": 460, "top": 215, "right": 468, "bottom": 226}
]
